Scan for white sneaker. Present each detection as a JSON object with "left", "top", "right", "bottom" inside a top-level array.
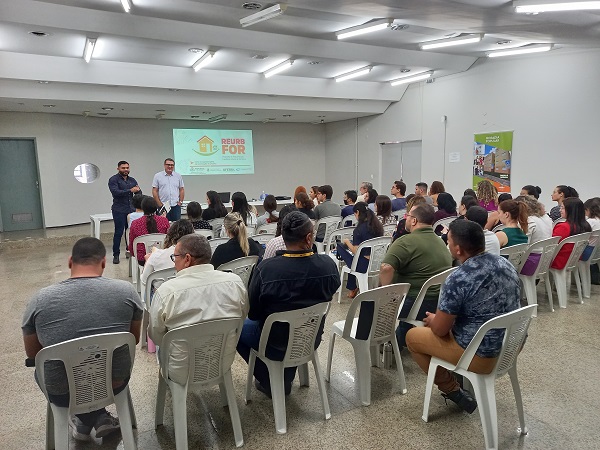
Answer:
[
  {"left": 93, "top": 412, "right": 120, "bottom": 438},
  {"left": 69, "top": 416, "right": 92, "bottom": 441}
]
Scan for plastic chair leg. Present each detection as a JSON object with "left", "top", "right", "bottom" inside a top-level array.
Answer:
[
  {"left": 519, "top": 277, "right": 538, "bottom": 309},
  {"left": 222, "top": 370, "right": 244, "bottom": 447},
  {"left": 45, "top": 403, "right": 55, "bottom": 450},
  {"left": 421, "top": 361, "right": 438, "bottom": 422},
  {"left": 579, "top": 260, "right": 591, "bottom": 298},
  {"left": 169, "top": 382, "right": 189, "bottom": 450},
  {"left": 298, "top": 363, "right": 310, "bottom": 387},
  {"left": 127, "top": 388, "right": 137, "bottom": 429},
  {"left": 370, "top": 344, "right": 381, "bottom": 368},
  {"left": 219, "top": 382, "right": 228, "bottom": 407},
  {"left": 573, "top": 267, "right": 583, "bottom": 303},
  {"left": 48, "top": 404, "right": 68, "bottom": 450},
  {"left": 266, "top": 361, "right": 287, "bottom": 434},
  {"left": 114, "top": 388, "right": 136, "bottom": 450},
  {"left": 390, "top": 337, "right": 407, "bottom": 394},
  {"left": 470, "top": 376, "right": 498, "bottom": 450},
  {"left": 155, "top": 373, "right": 168, "bottom": 427},
  {"left": 551, "top": 270, "right": 568, "bottom": 308},
  {"left": 312, "top": 352, "right": 331, "bottom": 420},
  {"left": 356, "top": 273, "right": 369, "bottom": 294},
  {"left": 544, "top": 273, "right": 554, "bottom": 312},
  {"left": 244, "top": 353, "right": 256, "bottom": 404},
  {"left": 508, "top": 366, "right": 527, "bottom": 436},
  {"left": 325, "top": 332, "right": 337, "bottom": 382},
  {"left": 353, "top": 342, "right": 372, "bottom": 406},
  {"left": 141, "top": 310, "right": 149, "bottom": 349}
]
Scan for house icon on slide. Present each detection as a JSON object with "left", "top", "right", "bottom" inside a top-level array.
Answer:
[{"left": 196, "top": 136, "right": 217, "bottom": 156}]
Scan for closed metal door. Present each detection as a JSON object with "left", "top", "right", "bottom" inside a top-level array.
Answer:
[{"left": 0, "top": 139, "right": 43, "bottom": 231}]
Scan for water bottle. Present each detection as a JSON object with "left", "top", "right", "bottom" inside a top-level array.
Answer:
[
  {"left": 259, "top": 190, "right": 266, "bottom": 201},
  {"left": 383, "top": 342, "right": 394, "bottom": 369}
]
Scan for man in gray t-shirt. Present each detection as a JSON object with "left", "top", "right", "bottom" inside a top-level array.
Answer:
[{"left": 22, "top": 237, "right": 143, "bottom": 441}]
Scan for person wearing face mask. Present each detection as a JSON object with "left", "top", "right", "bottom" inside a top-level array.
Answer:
[{"left": 341, "top": 190, "right": 357, "bottom": 218}]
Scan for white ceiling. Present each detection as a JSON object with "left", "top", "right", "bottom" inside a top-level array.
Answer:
[{"left": 0, "top": 0, "right": 599, "bottom": 123}]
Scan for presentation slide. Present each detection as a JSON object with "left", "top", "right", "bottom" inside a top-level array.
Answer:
[{"left": 173, "top": 129, "right": 254, "bottom": 175}]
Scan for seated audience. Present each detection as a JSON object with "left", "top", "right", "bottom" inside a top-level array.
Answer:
[
  {"left": 211, "top": 212, "right": 261, "bottom": 268},
  {"left": 375, "top": 195, "right": 396, "bottom": 225},
  {"left": 433, "top": 192, "right": 458, "bottom": 234},
  {"left": 294, "top": 191, "right": 315, "bottom": 219},
  {"left": 514, "top": 195, "right": 552, "bottom": 246},
  {"left": 459, "top": 195, "right": 479, "bottom": 217},
  {"left": 186, "top": 201, "right": 212, "bottom": 230},
  {"left": 584, "top": 197, "right": 600, "bottom": 245},
  {"left": 262, "top": 205, "right": 296, "bottom": 260},
  {"left": 498, "top": 193, "right": 512, "bottom": 203},
  {"left": 310, "top": 185, "right": 320, "bottom": 207},
  {"left": 341, "top": 190, "right": 357, "bottom": 218},
  {"left": 390, "top": 180, "right": 407, "bottom": 211},
  {"left": 149, "top": 234, "right": 248, "bottom": 385},
  {"left": 551, "top": 198, "right": 591, "bottom": 269},
  {"left": 415, "top": 182, "right": 434, "bottom": 205},
  {"left": 357, "top": 181, "right": 372, "bottom": 203},
  {"left": 392, "top": 194, "right": 426, "bottom": 242},
  {"left": 257, "top": 194, "right": 279, "bottom": 227},
  {"left": 236, "top": 212, "right": 340, "bottom": 397},
  {"left": 129, "top": 197, "right": 170, "bottom": 265},
  {"left": 549, "top": 185, "right": 579, "bottom": 221},
  {"left": 364, "top": 188, "right": 378, "bottom": 211},
  {"left": 476, "top": 179, "right": 499, "bottom": 212},
  {"left": 463, "top": 188, "right": 477, "bottom": 198},
  {"left": 520, "top": 185, "right": 542, "bottom": 199},
  {"left": 494, "top": 200, "right": 529, "bottom": 248},
  {"left": 428, "top": 180, "right": 445, "bottom": 206},
  {"left": 406, "top": 220, "right": 520, "bottom": 414},
  {"left": 336, "top": 202, "right": 384, "bottom": 299},
  {"left": 293, "top": 185, "right": 307, "bottom": 198},
  {"left": 231, "top": 191, "right": 257, "bottom": 228},
  {"left": 127, "top": 193, "right": 144, "bottom": 226},
  {"left": 202, "top": 190, "right": 228, "bottom": 220},
  {"left": 465, "top": 206, "right": 500, "bottom": 255},
  {"left": 314, "top": 184, "right": 341, "bottom": 241}
]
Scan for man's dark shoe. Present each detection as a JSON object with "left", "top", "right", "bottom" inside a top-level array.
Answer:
[
  {"left": 254, "top": 379, "right": 272, "bottom": 399},
  {"left": 113, "top": 255, "right": 120, "bottom": 264},
  {"left": 442, "top": 387, "right": 477, "bottom": 414}
]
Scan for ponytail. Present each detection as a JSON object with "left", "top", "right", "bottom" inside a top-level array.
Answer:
[
  {"left": 517, "top": 202, "right": 528, "bottom": 234},
  {"left": 223, "top": 212, "right": 249, "bottom": 255}
]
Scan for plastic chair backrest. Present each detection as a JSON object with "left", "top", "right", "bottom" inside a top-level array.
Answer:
[
  {"left": 208, "top": 218, "right": 225, "bottom": 238},
  {"left": 208, "top": 237, "right": 230, "bottom": 252},
  {"left": 404, "top": 268, "right": 457, "bottom": 322},
  {"left": 194, "top": 229, "right": 213, "bottom": 239},
  {"left": 326, "top": 226, "right": 355, "bottom": 255},
  {"left": 555, "top": 232, "right": 592, "bottom": 271},
  {"left": 217, "top": 256, "right": 258, "bottom": 287},
  {"left": 350, "top": 236, "right": 392, "bottom": 275},
  {"left": 144, "top": 267, "right": 177, "bottom": 306},
  {"left": 553, "top": 217, "right": 566, "bottom": 227},
  {"left": 454, "top": 305, "right": 537, "bottom": 377},
  {"left": 500, "top": 243, "right": 529, "bottom": 270},
  {"left": 590, "top": 231, "right": 600, "bottom": 264},
  {"left": 492, "top": 223, "right": 505, "bottom": 233},
  {"left": 158, "top": 318, "right": 243, "bottom": 387},
  {"left": 343, "top": 283, "right": 410, "bottom": 341},
  {"left": 133, "top": 233, "right": 166, "bottom": 259},
  {"left": 313, "top": 217, "right": 341, "bottom": 244},
  {"left": 253, "top": 233, "right": 275, "bottom": 245},
  {"left": 35, "top": 332, "right": 136, "bottom": 415},
  {"left": 256, "top": 223, "right": 278, "bottom": 234},
  {"left": 520, "top": 236, "right": 560, "bottom": 278},
  {"left": 341, "top": 215, "right": 358, "bottom": 227},
  {"left": 581, "top": 230, "right": 600, "bottom": 262},
  {"left": 432, "top": 216, "right": 458, "bottom": 232},
  {"left": 258, "top": 303, "right": 330, "bottom": 367},
  {"left": 383, "top": 224, "right": 396, "bottom": 237}
]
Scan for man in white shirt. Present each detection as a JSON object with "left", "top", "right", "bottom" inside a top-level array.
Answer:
[
  {"left": 466, "top": 206, "right": 500, "bottom": 255},
  {"left": 149, "top": 234, "right": 248, "bottom": 384},
  {"left": 152, "top": 158, "right": 185, "bottom": 221},
  {"left": 356, "top": 181, "right": 372, "bottom": 203}
]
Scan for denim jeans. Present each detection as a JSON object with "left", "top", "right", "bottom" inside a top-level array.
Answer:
[
  {"left": 167, "top": 204, "right": 181, "bottom": 221},
  {"left": 112, "top": 211, "right": 129, "bottom": 257}
]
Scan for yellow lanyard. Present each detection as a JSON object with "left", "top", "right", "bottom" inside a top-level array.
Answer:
[{"left": 282, "top": 252, "right": 314, "bottom": 258}]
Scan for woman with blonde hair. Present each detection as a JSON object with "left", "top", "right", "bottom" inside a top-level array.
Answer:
[
  {"left": 476, "top": 179, "right": 499, "bottom": 212},
  {"left": 211, "top": 212, "right": 261, "bottom": 268},
  {"left": 495, "top": 200, "right": 529, "bottom": 248}
]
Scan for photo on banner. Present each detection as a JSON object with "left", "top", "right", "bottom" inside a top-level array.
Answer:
[{"left": 473, "top": 131, "right": 513, "bottom": 193}]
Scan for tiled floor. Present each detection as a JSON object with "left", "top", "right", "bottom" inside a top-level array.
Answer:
[{"left": 1, "top": 239, "right": 599, "bottom": 449}]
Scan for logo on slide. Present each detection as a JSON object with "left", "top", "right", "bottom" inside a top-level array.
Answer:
[{"left": 194, "top": 136, "right": 218, "bottom": 156}]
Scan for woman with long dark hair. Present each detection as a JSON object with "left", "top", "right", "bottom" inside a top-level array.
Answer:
[
  {"left": 129, "top": 196, "right": 170, "bottom": 265},
  {"left": 257, "top": 194, "right": 279, "bottom": 227},
  {"left": 375, "top": 195, "right": 395, "bottom": 225},
  {"left": 551, "top": 198, "right": 592, "bottom": 269},
  {"left": 294, "top": 191, "right": 315, "bottom": 219},
  {"left": 433, "top": 192, "right": 457, "bottom": 234},
  {"left": 211, "top": 212, "right": 261, "bottom": 268},
  {"left": 202, "top": 190, "right": 227, "bottom": 220},
  {"left": 549, "top": 185, "right": 579, "bottom": 221},
  {"left": 364, "top": 188, "right": 378, "bottom": 212},
  {"left": 495, "top": 200, "right": 529, "bottom": 248},
  {"left": 231, "top": 191, "right": 257, "bottom": 227},
  {"left": 336, "top": 202, "right": 384, "bottom": 298}
]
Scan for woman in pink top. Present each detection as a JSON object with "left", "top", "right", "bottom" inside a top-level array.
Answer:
[
  {"left": 476, "top": 179, "right": 499, "bottom": 212},
  {"left": 129, "top": 197, "right": 170, "bottom": 265}
]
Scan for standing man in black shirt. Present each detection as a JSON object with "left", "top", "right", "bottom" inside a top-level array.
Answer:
[{"left": 108, "top": 161, "right": 140, "bottom": 264}]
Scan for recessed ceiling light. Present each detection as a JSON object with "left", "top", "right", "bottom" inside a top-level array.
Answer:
[
  {"left": 188, "top": 48, "right": 203, "bottom": 53},
  {"left": 38, "top": 81, "right": 50, "bottom": 84},
  {"left": 497, "top": 40, "right": 512, "bottom": 45},
  {"left": 245, "top": 113, "right": 254, "bottom": 115},
  {"left": 169, "top": 88, "right": 180, "bottom": 92},
  {"left": 155, "top": 109, "right": 166, "bottom": 112},
  {"left": 102, "top": 107, "right": 113, "bottom": 111},
  {"left": 243, "top": 2, "right": 262, "bottom": 10},
  {"left": 400, "top": 68, "right": 411, "bottom": 73},
  {"left": 202, "top": 111, "right": 212, "bottom": 114},
  {"left": 251, "top": 54, "right": 269, "bottom": 60},
  {"left": 318, "top": 115, "right": 326, "bottom": 118},
  {"left": 29, "top": 31, "right": 50, "bottom": 37},
  {"left": 282, "top": 114, "right": 292, "bottom": 117},
  {"left": 307, "top": 61, "right": 322, "bottom": 65},
  {"left": 390, "top": 24, "right": 409, "bottom": 31},
  {"left": 43, "top": 104, "right": 55, "bottom": 108}
]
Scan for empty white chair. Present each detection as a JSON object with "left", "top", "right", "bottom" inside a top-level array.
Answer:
[
  {"left": 217, "top": 255, "right": 258, "bottom": 288},
  {"left": 337, "top": 236, "right": 392, "bottom": 303},
  {"left": 194, "top": 229, "right": 213, "bottom": 239},
  {"left": 577, "top": 230, "right": 600, "bottom": 298},
  {"left": 383, "top": 223, "right": 397, "bottom": 237},
  {"left": 132, "top": 233, "right": 166, "bottom": 292},
  {"left": 141, "top": 267, "right": 177, "bottom": 348},
  {"left": 312, "top": 217, "right": 341, "bottom": 253},
  {"left": 155, "top": 319, "right": 244, "bottom": 448},
  {"left": 421, "top": 305, "right": 537, "bottom": 450},
  {"left": 499, "top": 243, "right": 529, "bottom": 270},
  {"left": 432, "top": 216, "right": 458, "bottom": 233},
  {"left": 244, "top": 303, "right": 331, "bottom": 434},
  {"left": 341, "top": 214, "right": 358, "bottom": 227},
  {"left": 256, "top": 223, "right": 277, "bottom": 234},
  {"left": 518, "top": 237, "right": 560, "bottom": 312},
  {"left": 325, "top": 226, "right": 355, "bottom": 257},
  {"left": 35, "top": 332, "right": 138, "bottom": 450},
  {"left": 208, "top": 237, "right": 229, "bottom": 252},
  {"left": 325, "top": 283, "right": 410, "bottom": 406},
  {"left": 549, "top": 232, "right": 591, "bottom": 308}
]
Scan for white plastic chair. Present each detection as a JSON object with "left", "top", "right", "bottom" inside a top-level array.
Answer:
[
  {"left": 337, "top": 236, "right": 392, "bottom": 303},
  {"left": 421, "top": 305, "right": 537, "bottom": 450},
  {"left": 491, "top": 223, "right": 505, "bottom": 233},
  {"left": 246, "top": 225, "right": 256, "bottom": 237},
  {"left": 155, "top": 319, "right": 244, "bottom": 448},
  {"left": 141, "top": 267, "right": 177, "bottom": 348},
  {"left": 549, "top": 232, "right": 591, "bottom": 308},
  {"left": 341, "top": 214, "right": 358, "bottom": 227},
  {"left": 553, "top": 217, "right": 566, "bottom": 227},
  {"left": 208, "top": 237, "right": 229, "bottom": 252},
  {"left": 383, "top": 223, "right": 397, "bottom": 237},
  {"left": 244, "top": 303, "right": 331, "bottom": 434},
  {"left": 499, "top": 243, "right": 529, "bottom": 270},
  {"left": 432, "top": 216, "right": 458, "bottom": 234},
  {"left": 207, "top": 218, "right": 224, "bottom": 238},
  {"left": 325, "top": 283, "right": 410, "bottom": 406},
  {"left": 325, "top": 226, "right": 355, "bottom": 256},
  {"left": 252, "top": 233, "right": 276, "bottom": 246},
  {"left": 256, "top": 223, "right": 277, "bottom": 234},
  {"left": 400, "top": 268, "right": 457, "bottom": 328},
  {"left": 577, "top": 230, "right": 600, "bottom": 298},
  {"left": 132, "top": 233, "right": 166, "bottom": 292},
  {"left": 312, "top": 217, "right": 341, "bottom": 253},
  {"left": 217, "top": 255, "right": 258, "bottom": 288},
  {"left": 194, "top": 229, "right": 213, "bottom": 239},
  {"left": 35, "top": 332, "right": 138, "bottom": 450},
  {"left": 518, "top": 237, "right": 560, "bottom": 312}
]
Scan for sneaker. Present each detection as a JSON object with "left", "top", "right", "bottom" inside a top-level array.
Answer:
[
  {"left": 442, "top": 387, "right": 478, "bottom": 414},
  {"left": 93, "top": 412, "right": 120, "bottom": 438},
  {"left": 69, "top": 416, "right": 92, "bottom": 441},
  {"left": 113, "top": 255, "right": 120, "bottom": 264}
]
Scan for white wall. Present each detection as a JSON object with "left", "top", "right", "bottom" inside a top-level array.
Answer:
[
  {"left": 326, "top": 48, "right": 600, "bottom": 211},
  {"left": 0, "top": 113, "right": 326, "bottom": 227}
]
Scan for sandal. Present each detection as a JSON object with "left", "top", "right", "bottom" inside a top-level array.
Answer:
[{"left": 347, "top": 288, "right": 359, "bottom": 299}]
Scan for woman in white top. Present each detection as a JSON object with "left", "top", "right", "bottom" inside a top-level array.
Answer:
[
  {"left": 140, "top": 219, "right": 195, "bottom": 289},
  {"left": 375, "top": 195, "right": 396, "bottom": 225},
  {"left": 515, "top": 195, "right": 552, "bottom": 247},
  {"left": 584, "top": 198, "right": 600, "bottom": 245},
  {"left": 310, "top": 185, "right": 319, "bottom": 207},
  {"left": 256, "top": 194, "right": 279, "bottom": 227}
]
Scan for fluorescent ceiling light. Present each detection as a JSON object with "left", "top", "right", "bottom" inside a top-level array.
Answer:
[
  {"left": 263, "top": 59, "right": 294, "bottom": 78},
  {"left": 192, "top": 51, "right": 215, "bottom": 71},
  {"left": 240, "top": 4, "right": 287, "bottom": 28},
  {"left": 120, "top": 0, "right": 132, "bottom": 13},
  {"left": 83, "top": 38, "right": 96, "bottom": 63},
  {"left": 335, "top": 66, "right": 372, "bottom": 83},
  {"left": 514, "top": 1, "right": 600, "bottom": 13},
  {"left": 390, "top": 71, "right": 433, "bottom": 86},
  {"left": 208, "top": 114, "right": 227, "bottom": 123},
  {"left": 487, "top": 43, "right": 553, "bottom": 57},
  {"left": 420, "top": 34, "right": 483, "bottom": 50},
  {"left": 336, "top": 19, "right": 393, "bottom": 40}
]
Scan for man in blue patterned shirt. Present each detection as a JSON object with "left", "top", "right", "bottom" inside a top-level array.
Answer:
[{"left": 406, "top": 220, "right": 520, "bottom": 413}]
